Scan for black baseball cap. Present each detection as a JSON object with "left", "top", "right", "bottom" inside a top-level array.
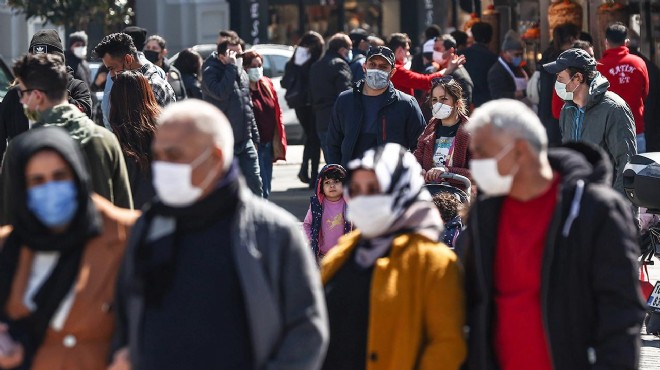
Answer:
[
  {"left": 543, "top": 48, "right": 596, "bottom": 74},
  {"left": 366, "top": 46, "right": 395, "bottom": 67}
]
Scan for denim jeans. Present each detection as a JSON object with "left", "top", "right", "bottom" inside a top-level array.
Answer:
[
  {"left": 235, "top": 139, "right": 263, "bottom": 197},
  {"left": 258, "top": 142, "right": 273, "bottom": 198},
  {"left": 636, "top": 133, "right": 646, "bottom": 154}
]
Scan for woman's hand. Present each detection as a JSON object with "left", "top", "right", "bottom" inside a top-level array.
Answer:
[
  {"left": 424, "top": 167, "right": 447, "bottom": 183},
  {"left": 0, "top": 324, "right": 23, "bottom": 369},
  {"left": 108, "top": 347, "right": 131, "bottom": 370}
]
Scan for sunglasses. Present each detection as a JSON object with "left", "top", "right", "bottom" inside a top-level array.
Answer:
[
  {"left": 367, "top": 46, "right": 394, "bottom": 59},
  {"left": 431, "top": 75, "right": 455, "bottom": 85}
]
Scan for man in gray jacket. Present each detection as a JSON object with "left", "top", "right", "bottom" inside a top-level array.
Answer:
[
  {"left": 110, "top": 100, "right": 328, "bottom": 370},
  {"left": 202, "top": 37, "right": 263, "bottom": 197},
  {"left": 544, "top": 48, "right": 636, "bottom": 195}
]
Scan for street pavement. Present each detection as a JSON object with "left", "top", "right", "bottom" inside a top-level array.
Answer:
[{"left": 270, "top": 145, "right": 660, "bottom": 368}]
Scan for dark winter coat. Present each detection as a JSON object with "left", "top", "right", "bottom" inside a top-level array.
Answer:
[
  {"left": 538, "top": 47, "right": 563, "bottom": 146},
  {"left": 65, "top": 50, "right": 92, "bottom": 87},
  {"left": 458, "top": 43, "right": 497, "bottom": 107},
  {"left": 180, "top": 73, "right": 203, "bottom": 99},
  {"left": 0, "top": 67, "right": 93, "bottom": 161},
  {"left": 487, "top": 58, "right": 525, "bottom": 100},
  {"left": 281, "top": 57, "right": 314, "bottom": 109},
  {"left": 326, "top": 80, "right": 426, "bottom": 166},
  {"left": 307, "top": 164, "right": 352, "bottom": 257},
  {"left": 202, "top": 52, "right": 260, "bottom": 144},
  {"left": 162, "top": 58, "right": 188, "bottom": 102},
  {"left": 458, "top": 142, "right": 646, "bottom": 370},
  {"left": 309, "top": 51, "right": 352, "bottom": 133}
]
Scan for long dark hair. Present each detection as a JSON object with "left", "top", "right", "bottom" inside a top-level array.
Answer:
[
  {"left": 298, "top": 31, "right": 324, "bottom": 64},
  {"left": 109, "top": 71, "right": 160, "bottom": 170},
  {"left": 173, "top": 48, "right": 202, "bottom": 76}
]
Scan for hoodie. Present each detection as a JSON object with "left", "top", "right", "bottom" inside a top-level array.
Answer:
[
  {"left": 459, "top": 142, "right": 645, "bottom": 370},
  {"left": 558, "top": 72, "right": 637, "bottom": 194},
  {"left": 303, "top": 164, "right": 352, "bottom": 257}
]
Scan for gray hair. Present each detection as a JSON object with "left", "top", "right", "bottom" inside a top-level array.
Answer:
[
  {"left": 158, "top": 99, "right": 234, "bottom": 170},
  {"left": 466, "top": 99, "right": 548, "bottom": 152}
]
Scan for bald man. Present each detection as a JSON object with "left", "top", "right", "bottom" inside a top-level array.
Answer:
[{"left": 110, "top": 99, "right": 328, "bottom": 370}]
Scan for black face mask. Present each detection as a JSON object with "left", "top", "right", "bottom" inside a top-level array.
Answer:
[{"left": 143, "top": 50, "right": 160, "bottom": 64}]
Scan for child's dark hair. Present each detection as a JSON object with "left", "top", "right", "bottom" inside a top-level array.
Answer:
[
  {"left": 432, "top": 192, "right": 461, "bottom": 223},
  {"left": 322, "top": 165, "right": 346, "bottom": 182}
]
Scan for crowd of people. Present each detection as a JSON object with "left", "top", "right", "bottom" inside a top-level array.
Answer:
[{"left": 0, "top": 18, "right": 653, "bottom": 370}]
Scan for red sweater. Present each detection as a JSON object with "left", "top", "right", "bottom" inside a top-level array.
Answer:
[
  {"left": 494, "top": 175, "right": 560, "bottom": 370},
  {"left": 390, "top": 60, "right": 443, "bottom": 97},
  {"left": 597, "top": 46, "right": 649, "bottom": 134}
]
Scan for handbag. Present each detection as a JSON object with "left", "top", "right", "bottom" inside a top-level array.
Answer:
[{"left": 640, "top": 262, "right": 654, "bottom": 300}]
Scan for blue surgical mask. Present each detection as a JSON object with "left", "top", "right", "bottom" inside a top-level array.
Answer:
[
  {"left": 512, "top": 56, "right": 523, "bottom": 67},
  {"left": 365, "top": 69, "right": 390, "bottom": 90},
  {"left": 27, "top": 180, "right": 78, "bottom": 228}
]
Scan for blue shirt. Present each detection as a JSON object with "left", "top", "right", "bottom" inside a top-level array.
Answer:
[{"left": 353, "top": 92, "right": 388, "bottom": 159}]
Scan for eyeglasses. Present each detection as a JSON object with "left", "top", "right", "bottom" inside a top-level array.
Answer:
[
  {"left": 18, "top": 89, "right": 43, "bottom": 98},
  {"left": 431, "top": 75, "right": 454, "bottom": 86}
]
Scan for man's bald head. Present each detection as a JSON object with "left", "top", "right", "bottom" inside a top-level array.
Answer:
[{"left": 156, "top": 99, "right": 234, "bottom": 171}]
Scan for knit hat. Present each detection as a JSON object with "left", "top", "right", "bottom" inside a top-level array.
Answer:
[
  {"left": 123, "top": 26, "right": 147, "bottom": 50},
  {"left": 501, "top": 30, "right": 524, "bottom": 51},
  {"left": 29, "top": 29, "right": 64, "bottom": 59},
  {"left": 68, "top": 31, "right": 88, "bottom": 46}
]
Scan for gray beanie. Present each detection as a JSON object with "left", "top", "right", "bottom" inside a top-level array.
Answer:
[
  {"left": 501, "top": 30, "right": 524, "bottom": 51},
  {"left": 69, "top": 31, "right": 88, "bottom": 46}
]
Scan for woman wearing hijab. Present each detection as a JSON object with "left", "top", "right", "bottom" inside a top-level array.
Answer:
[
  {"left": 320, "top": 143, "right": 466, "bottom": 370},
  {"left": 0, "top": 127, "right": 139, "bottom": 370},
  {"left": 414, "top": 76, "right": 471, "bottom": 186}
]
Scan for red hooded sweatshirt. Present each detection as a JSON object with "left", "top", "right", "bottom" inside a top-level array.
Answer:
[
  {"left": 391, "top": 60, "right": 443, "bottom": 97},
  {"left": 597, "top": 46, "right": 649, "bottom": 134}
]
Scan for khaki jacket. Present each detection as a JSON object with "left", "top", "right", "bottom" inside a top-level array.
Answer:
[{"left": 321, "top": 232, "right": 466, "bottom": 370}]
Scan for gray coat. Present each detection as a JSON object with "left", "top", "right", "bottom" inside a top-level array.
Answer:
[
  {"left": 113, "top": 186, "right": 329, "bottom": 370},
  {"left": 202, "top": 52, "right": 260, "bottom": 145},
  {"left": 559, "top": 73, "right": 637, "bottom": 194}
]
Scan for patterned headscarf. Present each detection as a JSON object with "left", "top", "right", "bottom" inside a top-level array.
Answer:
[{"left": 346, "top": 143, "right": 431, "bottom": 217}]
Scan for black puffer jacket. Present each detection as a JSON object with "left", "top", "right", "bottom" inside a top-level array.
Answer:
[
  {"left": 0, "top": 67, "right": 92, "bottom": 160},
  {"left": 458, "top": 142, "right": 645, "bottom": 370},
  {"left": 201, "top": 52, "right": 259, "bottom": 145}
]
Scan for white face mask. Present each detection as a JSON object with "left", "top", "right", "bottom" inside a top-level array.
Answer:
[
  {"left": 433, "top": 51, "right": 446, "bottom": 65},
  {"left": 432, "top": 102, "right": 453, "bottom": 120},
  {"left": 346, "top": 194, "right": 399, "bottom": 239},
  {"left": 294, "top": 47, "right": 311, "bottom": 66},
  {"left": 247, "top": 67, "right": 263, "bottom": 82},
  {"left": 469, "top": 143, "right": 517, "bottom": 197},
  {"left": 152, "top": 148, "right": 218, "bottom": 207},
  {"left": 555, "top": 77, "right": 579, "bottom": 101},
  {"left": 73, "top": 46, "right": 87, "bottom": 59}
]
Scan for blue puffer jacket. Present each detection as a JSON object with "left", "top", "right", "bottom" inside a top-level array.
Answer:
[
  {"left": 308, "top": 164, "right": 352, "bottom": 257},
  {"left": 326, "top": 80, "right": 426, "bottom": 166}
]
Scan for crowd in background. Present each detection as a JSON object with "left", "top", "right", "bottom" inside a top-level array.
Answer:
[{"left": 0, "top": 17, "right": 653, "bottom": 370}]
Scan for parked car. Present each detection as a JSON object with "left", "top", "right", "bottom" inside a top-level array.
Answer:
[
  {"left": 0, "top": 56, "right": 14, "bottom": 105},
  {"left": 170, "top": 44, "right": 303, "bottom": 144}
]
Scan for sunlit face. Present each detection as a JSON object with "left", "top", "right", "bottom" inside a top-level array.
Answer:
[
  {"left": 363, "top": 55, "right": 393, "bottom": 73},
  {"left": 144, "top": 40, "right": 166, "bottom": 60},
  {"left": 469, "top": 124, "right": 517, "bottom": 176},
  {"left": 322, "top": 178, "right": 343, "bottom": 201},
  {"left": 394, "top": 43, "right": 410, "bottom": 63},
  {"left": 348, "top": 169, "right": 380, "bottom": 197},
  {"left": 25, "top": 150, "right": 74, "bottom": 189},
  {"left": 248, "top": 57, "right": 262, "bottom": 69},
  {"left": 430, "top": 85, "right": 456, "bottom": 108},
  {"left": 103, "top": 53, "right": 134, "bottom": 77},
  {"left": 152, "top": 121, "right": 224, "bottom": 189}
]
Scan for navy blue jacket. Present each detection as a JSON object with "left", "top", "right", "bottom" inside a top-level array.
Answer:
[{"left": 326, "top": 80, "right": 426, "bottom": 166}]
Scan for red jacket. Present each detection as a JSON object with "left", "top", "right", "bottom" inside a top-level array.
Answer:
[
  {"left": 391, "top": 60, "right": 443, "bottom": 97},
  {"left": 597, "top": 46, "right": 649, "bottom": 134}
]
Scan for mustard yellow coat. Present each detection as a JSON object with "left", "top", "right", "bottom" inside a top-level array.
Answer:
[{"left": 321, "top": 231, "right": 467, "bottom": 370}]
